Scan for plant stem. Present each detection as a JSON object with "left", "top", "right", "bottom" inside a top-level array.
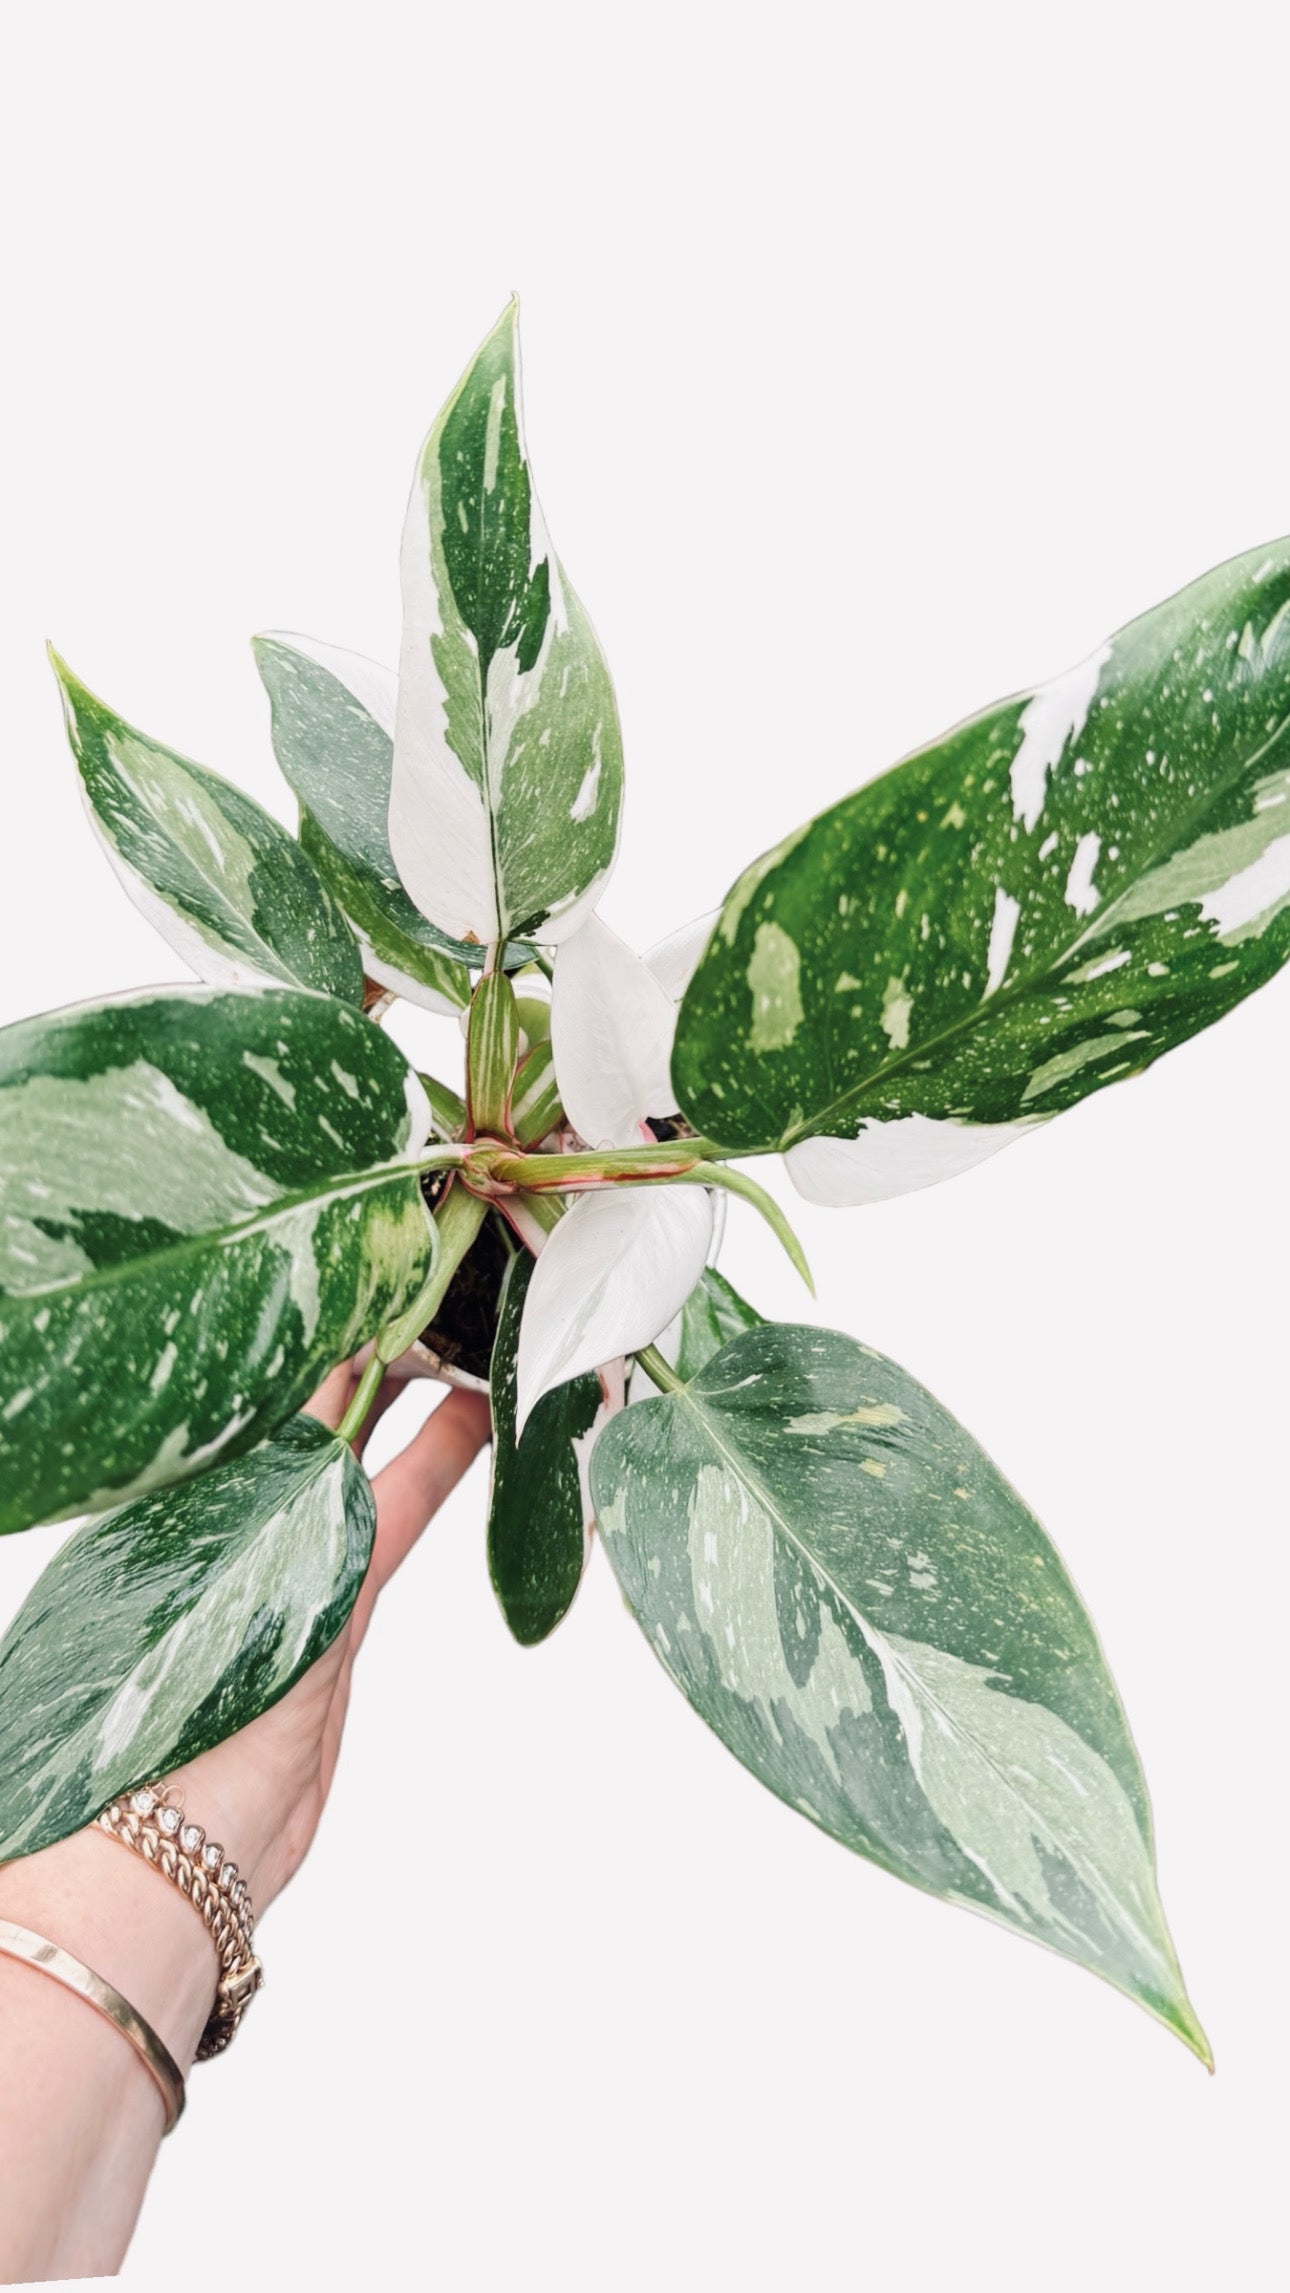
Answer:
[
  {"left": 337, "top": 1352, "right": 385, "bottom": 1445},
  {"left": 382, "top": 1185, "right": 487, "bottom": 1361},
  {"left": 420, "top": 1072, "right": 467, "bottom": 1139},
  {"left": 487, "top": 1141, "right": 712, "bottom": 1188},
  {"left": 633, "top": 1344, "right": 683, "bottom": 1394},
  {"left": 671, "top": 1163, "right": 814, "bottom": 1292},
  {"left": 412, "top": 1145, "right": 467, "bottom": 1177},
  {"left": 336, "top": 1186, "right": 487, "bottom": 1444},
  {"left": 497, "top": 1187, "right": 564, "bottom": 1253}
]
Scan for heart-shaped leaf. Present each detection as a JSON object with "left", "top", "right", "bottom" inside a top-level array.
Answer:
[
  {"left": 592, "top": 1322, "right": 1208, "bottom": 2059},
  {"left": 516, "top": 1185, "right": 714, "bottom": 1433},
  {"left": 53, "top": 654, "right": 363, "bottom": 1003},
  {"left": 253, "top": 633, "right": 474, "bottom": 1013},
  {"left": 0, "top": 1414, "right": 374, "bottom": 1860},
  {"left": 389, "top": 303, "right": 623, "bottom": 948},
  {"left": 487, "top": 1251, "right": 600, "bottom": 1646},
  {"left": 673, "top": 537, "right": 1290, "bottom": 1203},
  {"left": 0, "top": 986, "right": 433, "bottom": 1531}
]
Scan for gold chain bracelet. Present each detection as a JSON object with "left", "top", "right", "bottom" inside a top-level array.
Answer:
[{"left": 96, "top": 1783, "right": 264, "bottom": 2060}]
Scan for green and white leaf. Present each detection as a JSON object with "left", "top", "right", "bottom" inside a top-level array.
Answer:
[
  {"left": 0, "top": 1414, "right": 373, "bottom": 1860},
  {"left": 53, "top": 654, "right": 363, "bottom": 1002},
  {"left": 253, "top": 633, "right": 473, "bottom": 1013},
  {"left": 673, "top": 1266, "right": 763, "bottom": 1379},
  {"left": 487, "top": 1252, "right": 599, "bottom": 1646},
  {"left": 673, "top": 537, "right": 1290, "bottom": 1202},
  {"left": 0, "top": 986, "right": 433, "bottom": 1533},
  {"left": 389, "top": 303, "right": 623, "bottom": 947},
  {"left": 592, "top": 1323, "right": 1207, "bottom": 2058}
]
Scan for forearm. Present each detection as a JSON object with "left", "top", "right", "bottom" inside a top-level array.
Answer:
[{"left": 0, "top": 1827, "right": 220, "bottom": 2282}]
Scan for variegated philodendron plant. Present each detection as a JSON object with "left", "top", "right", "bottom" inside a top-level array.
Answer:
[{"left": 3, "top": 305, "right": 1289, "bottom": 2068}]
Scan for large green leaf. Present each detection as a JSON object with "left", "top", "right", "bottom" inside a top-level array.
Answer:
[
  {"left": 673, "top": 538, "right": 1290, "bottom": 1200},
  {"left": 388, "top": 303, "right": 623, "bottom": 948},
  {"left": 252, "top": 634, "right": 473, "bottom": 1013},
  {"left": 0, "top": 1414, "right": 373, "bottom": 1860},
  {"left": 0, "top": 986, "right": 433, "bottom": 1532},
  {"left": 592, "top": 1323, "right": 1207, "bottom": 2058},
  {"left": 488, "top": 1251, "right": 600, "bottom": 1645},
  {"left": 53, "top": 654, "right": 363, "bottom": 1002}
]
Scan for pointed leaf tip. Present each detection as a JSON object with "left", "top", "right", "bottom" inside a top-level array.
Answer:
[
  {"left": 388, "top": 309, "right": 623, "bottom": 948},
  {"left": 593, "top": 1322, "right": 1204, "bottom": 2055},
  {"left": 675, "top": 535, "right": 1290, "bottom": 1194},
  {"left": 55, "top": 661, "right": 364, "bottom": 1001}
]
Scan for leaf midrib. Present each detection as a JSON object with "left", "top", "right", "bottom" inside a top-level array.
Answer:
[
  {"left": 669, "top": 1381, "right": 1163, "bottom": 1960},
  {"left": 458, "top": 370, "right": 510, "bottom": 949},
  {"left": 0, "top": 1434, "right": 351, "bottom": 1854},
  {"left": 2, "top": 1156, "right": 428, "bottom": 1311},
  {"left": 102, "top": 736, "right": 335, "bottom": 992},
  {"left": 776, "top": 706, "right": 1290, "bottom": 1147}
]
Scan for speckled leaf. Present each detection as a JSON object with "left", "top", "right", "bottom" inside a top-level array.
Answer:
[
  {"left": 673, "top": 538, "right": 1290, "bottom": 1202},
  {"left": 592, "top": 1323, "right": 1207, "bottom": 2059},
  {"left": 487, "top": 1252, "right": 599, "bottom": 1646},
  {"left": 253, "top": 634, "right": 473, "bottom": 1013},
  {"left": 388, "top": 304, "right": 623, "bottom": 947},
  {"left": 0, "top": 1414, "right": 373, "bottom": 1859},
  {"left": 673, "top": 1267, "right": 763, "bottom": 1379},
  {"left": 0, "top": 986, "right": 433, "bottom": 1532},
  {"left": 53, "top": 655, "right": 363, "bottom": 1002}
]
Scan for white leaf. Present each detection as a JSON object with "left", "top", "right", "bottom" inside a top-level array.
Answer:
[
  {"left": 644, "top": 909, "right": 720, "bottom": 1003},
  {"left": 516, "top": 1186, "right": 714, "bottom": 1433},
  {"left": 785, "top": 1113, "right": 1044, "bottom": 1206},
  {"left": 389, "top": 461, "right": 502, "bottom": 945},
  {"left": 551, "top": 915, "right": 679, "bottom": 1148}
]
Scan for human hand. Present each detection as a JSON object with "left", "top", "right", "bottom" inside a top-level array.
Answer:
[
  {"left": 157, "top": 1366, "right": 492, "bottom": 1912},
  {"left": 0, "top": 1367, "right": 491, "bottom": 2283}
]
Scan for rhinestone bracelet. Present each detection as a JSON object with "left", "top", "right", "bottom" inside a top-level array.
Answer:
[{"left": 96, "top": 1782, "right": 264, "bottom": 2060}]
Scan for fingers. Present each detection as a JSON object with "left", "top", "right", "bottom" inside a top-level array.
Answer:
[
  {"left": 301, "top": 1358, "right": 406, "bottom": 1456},
  {"left": 366, "top": 1386, "right": 492, "bottom": 1599},
  {"left": 304, "top": 1358, "right": 356, "bottom": 1432}
]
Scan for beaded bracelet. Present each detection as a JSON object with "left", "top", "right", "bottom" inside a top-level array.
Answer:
[{"left": 96, "top": 1782, "right": 264, "bottom": 2060}]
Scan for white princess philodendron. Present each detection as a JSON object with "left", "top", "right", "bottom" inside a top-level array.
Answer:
[{"left": 6, "top": 302, "right": 1290, "bottom": 2067}]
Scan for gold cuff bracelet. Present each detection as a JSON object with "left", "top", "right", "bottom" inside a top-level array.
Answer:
[{"left": 0, "top": 1916, "right": 186, "bottom": 2133}]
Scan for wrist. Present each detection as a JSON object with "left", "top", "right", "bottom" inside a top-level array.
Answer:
[
  {"left": 158, "top": 1745, "right": 300, "bottom": 1910},
  {"left": 0, "top": 1824, "right": 218, "bottom": 2071}
]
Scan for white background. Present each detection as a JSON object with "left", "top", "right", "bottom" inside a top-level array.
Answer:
[{"left": 1, "top": 4, "right": 1287, "bottom": 2286}]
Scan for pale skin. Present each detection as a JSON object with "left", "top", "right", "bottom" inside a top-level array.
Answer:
[{"left": 0, "top": 1366, "right": 491, "bottom": 2285}]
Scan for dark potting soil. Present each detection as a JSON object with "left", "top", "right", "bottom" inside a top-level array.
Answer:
[{"left": 419, "top": 1175, "right": 511, "bottom": 1382}]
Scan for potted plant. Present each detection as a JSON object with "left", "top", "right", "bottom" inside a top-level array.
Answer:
[{"left": 3, "top": 303, "right": 1288, "bottom": 2067}]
